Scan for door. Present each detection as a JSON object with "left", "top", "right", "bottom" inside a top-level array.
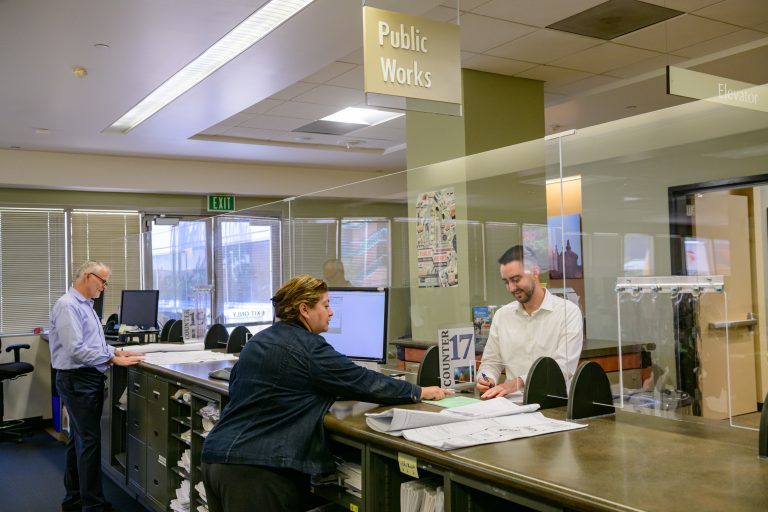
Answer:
[{"left": 693, "top": 191, "right": 758, "bottom": 419}]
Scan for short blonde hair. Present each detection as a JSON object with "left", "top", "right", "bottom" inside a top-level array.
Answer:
[{"left": 272, "top": 275, "right": 327, "bottom": 322}]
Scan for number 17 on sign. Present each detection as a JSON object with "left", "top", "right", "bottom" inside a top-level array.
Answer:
[{"left": 437, "top": 325, "right": 476, "bottom": 388}]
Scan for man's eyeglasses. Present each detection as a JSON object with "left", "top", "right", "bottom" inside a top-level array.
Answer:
[{"left": 89, "top": 273, "right": 109, "bottom": 287}]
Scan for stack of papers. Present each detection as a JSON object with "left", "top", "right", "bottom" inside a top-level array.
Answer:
[
  {"left": 170, "top": 478, "right": 190, "bottom": 512},
  {"left": 137, "top": 350, "right": 237, "bottom": 365},
  {"left": 178, "top": 448, "right": 191, "bottom": 473},
  {"left": 366, "top": 397, "right": 586, "bottom": 450},
  {"left": 366, "top": 397, "right": 539, "bottom": 436},
  {"left": 336, "top": 461, "right": 362, "bottom": 498},
  {"left": 194, "top": 481, "right": 207, "bottom": 502},
  {"left": 400, "top": 478, "right": 443, "bottom": 512}
]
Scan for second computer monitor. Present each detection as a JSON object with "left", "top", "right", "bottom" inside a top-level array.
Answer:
[
  {"left": 323, "top": 287, "right": 388, "bottom": 364},
  {"left": 120, "top": 290, "right": 160, "bottom": 330}
]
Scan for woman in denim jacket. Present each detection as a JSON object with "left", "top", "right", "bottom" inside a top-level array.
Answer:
[{"left": 202, "top": 275, "right": 451, "bottom": 511}]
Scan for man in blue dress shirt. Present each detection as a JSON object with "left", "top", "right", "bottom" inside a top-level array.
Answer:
[{"left": 49, "top": 260, "right": 145, "bottom": 512}]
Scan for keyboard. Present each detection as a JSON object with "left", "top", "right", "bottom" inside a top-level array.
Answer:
[{"left": 208, "top": 367, "right": 233, "bottom": 381}]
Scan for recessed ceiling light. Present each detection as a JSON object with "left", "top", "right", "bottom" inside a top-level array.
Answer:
[
  {"left": 104, "top": 0, "right": 315, "bottom": 134},
  {"left": 73, "top": 66, "right": 88, "bottom": 78},
  {"left": 34, "top": 128, "right": 49, "bottom": 134},
  {"left": 94, "top": 43, "right": 110, "bottom": 49},
  {"left": 321, "top": 107, "right": 403, "bottom": 126}
]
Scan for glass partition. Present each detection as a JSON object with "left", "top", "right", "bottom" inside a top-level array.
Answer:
[{"left": 115, "top": 86, "right": 767, "bottom": 434}]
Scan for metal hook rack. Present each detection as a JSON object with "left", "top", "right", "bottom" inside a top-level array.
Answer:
[{"left": 615, "top": 275, "right": 724, "bottom": 295}]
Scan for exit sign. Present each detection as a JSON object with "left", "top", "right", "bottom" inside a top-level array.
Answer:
[{"left": 207, "top": 195, "right": 235, "bottom": 212}]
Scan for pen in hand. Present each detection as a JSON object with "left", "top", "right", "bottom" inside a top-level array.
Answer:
[{"left": 481, "top": 372, "right": 494, "bottom": 388}]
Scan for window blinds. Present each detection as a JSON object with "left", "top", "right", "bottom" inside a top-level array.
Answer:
[
  {"left": 70, "top": 211, "right": 142, "bottom": 320},
  {"left": 0, "top": 209, "right": 66, "bottom": 334}
]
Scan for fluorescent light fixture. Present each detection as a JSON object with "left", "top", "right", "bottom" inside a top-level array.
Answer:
[
  {"left": 105, "top": 0, "right": 315, "bottom": 133},
  {"left": 321, "top": 107, "right": 403, "bottom": 126}
]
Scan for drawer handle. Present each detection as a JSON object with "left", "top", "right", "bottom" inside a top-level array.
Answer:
[
  {"left": 133, "top": 464, "right": 139, "bottom": 470},
  {"left": 152, "top": 390, "right": 160, "bottom": 399},
  {"left": 133, "top": 383, "right": 140, "bottom": 391},
  {"left": 154, "top": 479, "right": 160, "bottom": 486}
]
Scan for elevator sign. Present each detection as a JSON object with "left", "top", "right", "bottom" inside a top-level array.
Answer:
[{"left": 207, "top": 195, "right": 235, "bottom": 212}]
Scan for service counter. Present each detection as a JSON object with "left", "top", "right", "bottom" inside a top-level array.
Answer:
[{"left": 100, "top": 359, "right": 768, "bottom": 512}]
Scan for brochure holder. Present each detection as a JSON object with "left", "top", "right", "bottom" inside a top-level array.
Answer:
[
  {"left": 567, "top": 361, "right": 615, "bottom": 420},
  {"left": 523, "top": 356, "right": 567, "bottom": 409}
]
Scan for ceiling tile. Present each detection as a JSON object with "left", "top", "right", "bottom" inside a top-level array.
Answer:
[
  {"left": 326, "top": 67, "right": 364, "bottom": 89},
  {"left": 695, "top": 0, "right": 768, "bottom": 28},
  {"left": 462, "top": 54, "right": 538, "bottom": 75},
  {"left": 267, "top": 101, "right": 339, "bottom": 120},
  {"left": 615, "top": 14, "right": 741, "bottom": 52},
  {"left": 550, "top": 43, "right": 660, "bottom": 74},
  {"left": 426, "top": 5, "right": 460, "bottom": 23},
  {"left": 673, "top": 29, "right": 767, "bottom": 58},
  {"left": 487, "top": 28, "right": 601, "bottom": 63},
  {"left": 474, "top": 0, "right": 606, "bottom": 28},
  {"left": 303, "top": 61, "right": 358, "bottom": 84},
  {"left": 459, "top": 13, "right": 536, "bottom": 53},
  {"left": 517, "top": 65, "right": 593, "bottom": 83},
  {"left": 292, "top": 85, "right": 366, "bottom": 107},
  {"left": 347, "top": 124, "right": 404, "bottom": 141},
  {"left": 545, "top": 74, "right": 623, "bottom": 96},
  {"left": 339, "top": 48, "right": 364, "bottom": 65},
  {"left": 269, "top": 82, "right": 316, "bottom": 101},
  {"left": 241, "top": 99, "right": 283, "bottom": 115},
  {"left": 443, "top": 0, "right": 491, "bottom": 11},
  {"left": 239, "top": 115, "right": 307, "bottom": 131},
  {"left": 606, "top": 53, "right": 687, "bottom": 78},
  {"left": 641, "top": 0, "right": 722, "bottom": 11}
]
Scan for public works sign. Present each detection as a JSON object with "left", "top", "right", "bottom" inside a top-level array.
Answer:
[{"left": 363, "top": 6, "right": 461, "bottom": 105}]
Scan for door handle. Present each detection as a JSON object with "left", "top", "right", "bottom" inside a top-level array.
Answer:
[{"left": 709, "top": 312, "right": 757, "bottom": 330}]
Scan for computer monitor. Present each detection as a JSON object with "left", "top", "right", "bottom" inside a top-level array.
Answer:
[
  {"left": 119, "top": 290, "right": 160, "bottom": 330},
  {"left": 323, "top": 287, "right": 388, "bottom": 364},
  {"left": 93, "top": 292, "right": 104, "bottom": 320}
]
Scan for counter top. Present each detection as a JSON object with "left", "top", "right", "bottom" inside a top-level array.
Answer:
[{"left": 135, "top": 358, "right": 768, "bottom": 512}]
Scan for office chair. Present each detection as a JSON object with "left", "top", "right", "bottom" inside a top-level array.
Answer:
[
  {"left": 159, "top": 318, "right": 177, "bottom": 342},
  {"left": 225, "top": 326, "right": 251, "bottom": 354},
  {"left": 166, "top": 320, "right": 183, "bottom": 342},
  {"left": 416, "top": 345, "right": 440, "bottom": 387},
  {"left": 0, "top": 337, "right": 35, "bottom": 443},
  {"left": 204, "top": 323, "right": 229, "bottom": 350}
]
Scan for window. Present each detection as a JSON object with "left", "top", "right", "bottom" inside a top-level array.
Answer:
[
  {"left": 0, "top": 208, "right": 66, "bottom": 334},
  {"left": 70, "top": 211, "right": 142, "bottom": 319},
  {"left": 214, "top": 216, "right": 281, "bottom": 330},
  {"left": 290, "top": 218, "right": 338, "bottom": 277},
  {"left": 150, "top": 219, "right": 211, "bottom": 326},
  {"left": 340, "top": 218, "right": 390, "bottom": 287}
]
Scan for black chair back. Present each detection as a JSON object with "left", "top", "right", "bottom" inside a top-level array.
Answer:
[
  {"left": 204, "top": 323, "right": 229, "bottom": 350},
  {"left": 225, "top": 326, "right": 251, "bottom": 354},
  {"left": 416, "top": 345, "right": 440, "bottom": 387},
  {"left": 167, "top": 320, "right": 183, "bottom": 342},
  {"left": 159, "top": 319, "right": 176, "bottom": 342}
]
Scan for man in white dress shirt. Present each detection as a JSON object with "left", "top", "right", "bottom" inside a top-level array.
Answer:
[{"left": 476, "top": 245, "right": 583, "bottom": 398}]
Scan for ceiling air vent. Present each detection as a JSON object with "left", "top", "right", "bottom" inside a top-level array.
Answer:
[
  {"left": 292, "top": 120, "right": 366, "bottom": 136},
  {"left": 547, "top": 0, "right": 684, "bottom": 40}
]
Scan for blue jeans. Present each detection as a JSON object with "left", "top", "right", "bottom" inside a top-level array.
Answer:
[{"left": 56, "top": 368, "right": 108, "bottom": 512}]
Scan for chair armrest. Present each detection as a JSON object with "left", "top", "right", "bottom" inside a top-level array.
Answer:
[{"left": 5, "top": 343, "right": 31, "bottom": 362}]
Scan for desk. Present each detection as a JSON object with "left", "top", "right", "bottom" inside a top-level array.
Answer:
[{"left": 101, "top": 359, "right": 768, "bottom": 512}]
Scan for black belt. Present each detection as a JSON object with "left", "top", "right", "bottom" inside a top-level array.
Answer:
[{"left": 56, "top": 367, "right": 103, "bottom": 375}]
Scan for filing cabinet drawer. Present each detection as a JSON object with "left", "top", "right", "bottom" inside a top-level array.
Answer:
[
  {"left": 146, "top": 378, "right": 168, "bottom": 406},
  {"left": 146, "top": 447, "right": 169, "bottom": 506},
  {"left": 127, "top": 435, "right": 146, "bottom": 491},
  {"left": 146, "top": 400, "right": 168, "bottom": 454},
  {"left": 128, "top": 369, "right": 147, "bottom": 397},
  {"left": 127, "top": 392, "right": 146, "bottom": 441}
]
